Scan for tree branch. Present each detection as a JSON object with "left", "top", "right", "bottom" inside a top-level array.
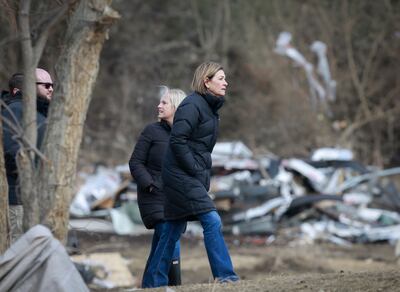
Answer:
[
  {"left": 342, "top": 0, "right": 371, "bottom": 120},
  {"left": 361, "top": 29, "right": 386, "bottom": 91},
  {"left": 191, "top": 0, "right": 206, "bottom": 48},
  {"left": 339, "top": 104, "right": 400, "bottom": 144},
  {"left": 32, "top": 1, "right": 70, "bottom": 64}
]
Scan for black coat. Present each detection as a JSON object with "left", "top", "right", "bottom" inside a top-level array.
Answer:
[
  {"left": 162, "top": 92, "right": 224, "bottom": 220},
  {"left": 129, "top": 120, "right": 171, "bottom": 229},
  {"left": 1, "top": 91, "right": 48, "bottom": 205}
]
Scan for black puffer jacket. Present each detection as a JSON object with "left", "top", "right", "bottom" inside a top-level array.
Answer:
[
  {"left": 1, "top": 91, "right": 49, "bottom": 205},
  {"left": 162, "top": 92, "right": 224, "bottom": 220},
  {"left": 129, "top": 120, "right": 171, "bottom": 229}
]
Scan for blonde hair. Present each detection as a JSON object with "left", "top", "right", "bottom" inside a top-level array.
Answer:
[
  {"left": 191, "top": 61, "right": 223, "bottom": 95},
  {"left": 168, "top": 88, "right": 186, "bottom": 109},
  {"left": 157, "top": 86, "right": 186, "bottom": 121}
]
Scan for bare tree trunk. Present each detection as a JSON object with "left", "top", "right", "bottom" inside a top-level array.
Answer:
[
  {"left": 15, "top": 0, "right": 69, "bottom": 231},
  {"left": 40, "top": 0, "right": 120, "bottom": 242},
  {"left": 18, "top": 0, "right": 41, "bottom": 230},
  {"left": 0, "top": 116, "right": 10, "bottom": 253}
]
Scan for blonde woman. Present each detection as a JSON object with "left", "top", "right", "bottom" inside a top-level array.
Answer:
[{"left": 129, "top": 87, "right": 186, "bottom": 287}]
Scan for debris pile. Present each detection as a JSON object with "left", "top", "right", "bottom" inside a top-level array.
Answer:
[
  {"left": 210, "top": 143, "right": 400, "bottom": 246},
  {"left": 69, "top": 142, "right": 400, "bottom": 247}
]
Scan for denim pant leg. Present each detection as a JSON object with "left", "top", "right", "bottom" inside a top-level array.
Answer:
[
  {"left": 198, "top": 211, "right": 239, "bottom": 282},
  {"left": 142, "top": 222, "right": 163, "bottom": 287},
  {"left": 142, "top": 220, "right": 186, "bottom": 288},
  {"left": 172, "top": 233, "right": 181, "bottom": 262}
]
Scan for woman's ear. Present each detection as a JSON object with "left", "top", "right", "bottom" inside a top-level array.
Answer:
[{"left": 204, "top": 78, "right": 210, "bottom": 89}]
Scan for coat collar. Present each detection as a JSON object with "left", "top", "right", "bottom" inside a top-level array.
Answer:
[
  {"left": 1, "top": 90, "right": 22, "bottom": 105},
  {"left": 159, "top": 119, "right": 171, "bottom": 132},
  {"left": 201, "top": 92, "right": 225, "bottom": 113},
  {"left": 1, "top": 90, "right": 49, "bottom": 117}
]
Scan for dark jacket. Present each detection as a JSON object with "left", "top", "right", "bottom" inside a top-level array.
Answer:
[
  {"left": 129, "top": 120, "right": 171, "bottom": 229},
  {"left": 162, "top": 92, "right": 224, "bottom": 220},
  {"left": 1, "top": 90, "right": 49, "bottom": 205}
]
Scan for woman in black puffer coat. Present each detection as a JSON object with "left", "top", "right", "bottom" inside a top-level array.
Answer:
[
  {"left": 129, "top": 87, "right": 186, "bottom": 287},
  {"left": 143, "top": 62, "right": 239, "bottom": 288}
]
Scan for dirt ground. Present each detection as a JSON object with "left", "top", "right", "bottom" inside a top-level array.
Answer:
[{"left": 72, "top": 231, "right": 400, "bottom": 291}]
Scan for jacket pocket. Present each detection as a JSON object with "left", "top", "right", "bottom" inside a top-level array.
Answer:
[
  {"left": 152, "top": 175, "right": 164, "bottom": 190},
  {"left": 194, "top": 170, "right": 210, "bottom": 191}
]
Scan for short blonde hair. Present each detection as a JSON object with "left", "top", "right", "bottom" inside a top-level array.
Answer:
[
  {"left": 158, "top": 86, "right": 186, "bottom": 108},
  {"left": 191, "top": 61, "right": 223, "bottom": 95},
  {"left": 157, "top": 87, "right": 186, "bottom": 122},
  {"left": 168, "top": 88, "right": 186, "bottom": 109}
]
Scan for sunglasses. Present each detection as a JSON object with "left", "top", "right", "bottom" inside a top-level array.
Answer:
[{"left": 36, "top": 82, "right": 54, "bottom": 89}]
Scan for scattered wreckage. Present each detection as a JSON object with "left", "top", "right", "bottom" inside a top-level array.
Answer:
[
  {"left": 2, "top": 142, "right": 399, "bottom": 292},
  {"left": 69, "top": 142, "right": 400, "bottom": 247}
]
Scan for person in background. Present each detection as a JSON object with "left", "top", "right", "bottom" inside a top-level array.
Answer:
[
  {"left": 1, "top": 68, "right": 54, "bottom": 242},
  {"left": 143, "top": 61, "right": 239, "bottom": 287},
  {"left": 129, "top": 87, "right": 186, "bottom": 287}
]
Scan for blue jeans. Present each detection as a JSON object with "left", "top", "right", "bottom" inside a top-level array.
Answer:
[
  {"left": 143, "top": 210, "right": 239, "bottom": 287},
  {"left": 142, "top": 221, "right": 180, "bottom": 288}
]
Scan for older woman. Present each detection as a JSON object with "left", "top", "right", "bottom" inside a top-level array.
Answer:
[
  {"left": 144, "top": 62, "right": 239, "bottom": 287},
  {"left": 129, "top": 87, "right": 186, "bottom": 287}
]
